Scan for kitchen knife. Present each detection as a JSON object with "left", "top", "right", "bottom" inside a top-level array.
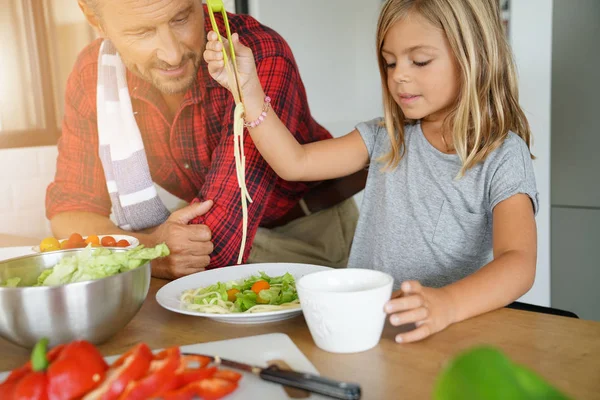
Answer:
[{"left": 182, "top": 353, "right": 361, "bottom": 400}]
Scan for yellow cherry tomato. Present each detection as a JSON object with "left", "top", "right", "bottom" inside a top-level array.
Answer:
[
  {"left": 85, "top": 235, "right": 100, "bottom": 245},
  {"left": 39, "top": 237, "right": 60, "bottom": 252}
]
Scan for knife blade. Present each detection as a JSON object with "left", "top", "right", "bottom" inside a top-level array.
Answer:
[{"left": 182, "top": 353, "right": 362, "bottom": 400}]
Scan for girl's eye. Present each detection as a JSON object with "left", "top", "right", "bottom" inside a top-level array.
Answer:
[
  {"left": 385, "top": 62, "right": 396, "bottom": 69},
  {"left": 413, "top": 60, "right": 431, "bottom": 67}
]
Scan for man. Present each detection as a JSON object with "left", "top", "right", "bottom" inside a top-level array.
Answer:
[{"left": 46, "top": 0, "right": 364, "bottom": 279}]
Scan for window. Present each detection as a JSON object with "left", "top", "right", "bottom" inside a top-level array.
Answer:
[{"left": 0, "top": 0, "right": 95, "bottom": 149}]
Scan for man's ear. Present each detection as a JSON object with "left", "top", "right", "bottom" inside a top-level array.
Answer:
[{"left": 77, "top": 0, "right": 106, "bottom": 36}]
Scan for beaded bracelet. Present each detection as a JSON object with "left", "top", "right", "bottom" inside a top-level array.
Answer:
[{"left": 244, "top": 96, "right": 271, "bottom": 128}]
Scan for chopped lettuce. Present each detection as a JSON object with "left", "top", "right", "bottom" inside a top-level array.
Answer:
[
  {"left": 0, "top": 277, "right": 21, "bottom": 287},
  {"left": 31, "top": 243, "right": 169, "bottom": 287}
]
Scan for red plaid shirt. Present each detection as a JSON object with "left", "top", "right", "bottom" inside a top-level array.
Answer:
[{"left": 46, "top": 9, "right": 331, "bottom": 268}]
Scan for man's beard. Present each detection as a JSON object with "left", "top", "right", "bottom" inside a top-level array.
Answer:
[{"left": 125, "top": 51, "right": 203, "bottom": 95}]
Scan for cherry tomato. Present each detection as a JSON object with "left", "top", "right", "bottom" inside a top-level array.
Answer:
[
  {"left": 116, "top": 239, "right": 130, "bottom": 248},
  {"left": 251, "top": 280, "right": 270, "bottom": 295},
  {"left": 39, "top": 237, "right": 60, "bottom": 252},
  {"left": 84, "top": 235, "right": 100, "bottom": 245},
  {"left": 60, "top": 240, "right": 70, "bottom": 250},
  {"left": 226, "top": 289, "right": 239, "bottom": 302},
  {"left": 68, "top": 233, "right": 84, "bottom": 246},
  {"left": 100, "top": 236, "right": 117, "bottom": 247}
]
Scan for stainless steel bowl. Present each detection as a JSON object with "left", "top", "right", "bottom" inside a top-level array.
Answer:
[{"left": 0, "top": 249, "right": 150, "bottom": 348}]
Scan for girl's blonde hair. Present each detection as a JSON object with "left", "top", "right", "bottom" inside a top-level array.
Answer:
[{"left": 376, "top": 0, "right": 532, "bottom": 176}]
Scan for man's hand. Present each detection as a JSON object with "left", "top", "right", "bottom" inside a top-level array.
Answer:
[{"left": 149, "top": 200, "right": 214, "bottom": 279}]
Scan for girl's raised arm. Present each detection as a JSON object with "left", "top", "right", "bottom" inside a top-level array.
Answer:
[{"left": 204, "top": 31, "right": 369, "bottom": 182}]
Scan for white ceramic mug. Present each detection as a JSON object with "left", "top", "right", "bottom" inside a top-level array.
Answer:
[{"left": 297, "top": 268, "right": 394, "bottom": 354}]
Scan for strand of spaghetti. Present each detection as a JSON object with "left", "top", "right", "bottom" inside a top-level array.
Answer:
[
  {"left": 238, "top": 114, "right": 252, "bottom": 203},
  {"left": 183, "top": 299, "right": 301, "bottom": 314},
  {"left": 233, "top": 106, "right": 245, "bottom": 193},
  {"left": 233, "top": 104, "right": 249, "bottom": 264},
  {"left": 234, "top": 105, "right": 252, "bottom": 202},
  {"left": 222, "top": 48, "right": 251, "bottom": 265}
]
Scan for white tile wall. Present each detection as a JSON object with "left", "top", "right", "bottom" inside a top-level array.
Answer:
[{"left": 0, "top": 146, "right": 58, "bottom": 239}]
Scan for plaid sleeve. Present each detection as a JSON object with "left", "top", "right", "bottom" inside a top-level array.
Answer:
[
  {"left": 45, "top": 57, "right": 112, "bottom": 220},
  {"left": 192, "top": 56, "right": 306, "bottom": 268}
]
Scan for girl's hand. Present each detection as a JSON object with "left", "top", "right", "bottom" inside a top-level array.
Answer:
[
  {"left": 385, "top": 281, "right": 456, "bottom": 343},
  {"left": 203, "top": 31, "right": 260, "bottom": 96}
]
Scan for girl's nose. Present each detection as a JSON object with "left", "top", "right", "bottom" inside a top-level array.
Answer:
[{"left": 393, "top": 68, "right": 410, "bottom": 84}]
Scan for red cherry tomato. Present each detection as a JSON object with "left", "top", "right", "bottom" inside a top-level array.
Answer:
[
  {"left": 101, "top": 236, "right": 117, "bottom": 247},
  {"left": 116, "top": 239, "right": 130, "bottom": 248}
]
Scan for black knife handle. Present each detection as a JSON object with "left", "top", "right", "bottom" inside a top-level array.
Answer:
[{"left": 259, "top": 365, "right": 361, "bottom": 400}]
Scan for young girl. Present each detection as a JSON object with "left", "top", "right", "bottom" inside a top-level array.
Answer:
[{"left": 204, "top": 0, "right": 538, "bottom": 343}]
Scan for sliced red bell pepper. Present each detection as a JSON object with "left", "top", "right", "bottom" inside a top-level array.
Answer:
[
  {"left": 212, "top": 369, "right": 242, "bottom": 383},
  {"left": 117, "top": 347, "right": 180, "bottom": 400},
  {"left": 83, "top": 343, "right": 153, "bottom": 400},
  {"left": 178, "top": 366, "right": 218, "bottom": 386},
  {"left": 160, "top": 385, "right": 196, "bottom": 400},
  {"left": 5, "top": 338, "right": 106, "bottom": 400},
  {"left": 0, "top": 382, "right": 17, "bottom": 400},
  {"left": 160, "top": 377, "right": 237, "bottom": 400},
  {"left": 12, "top": 371, "right": 48, "bottom": 400},
  {"left": 47, "top": 340, "right": 108, "bottom": 399},
  {"left": 0, "top": 363, "right": 30, "bottom": 400},
  {"left": 152, "top": 355, "right": 238, "bottom": 399},
  {"left": 144, "top": 350, "right": 190, "bottom": 397},
  {"left": 187, "top": 378, "right": 238, "bottom": 400},
  {"left": 151, "top": 355, "right": 217, "bottom": 398},
  {"left": 0, "top": 343, "right": 66, "bottom": 398}
]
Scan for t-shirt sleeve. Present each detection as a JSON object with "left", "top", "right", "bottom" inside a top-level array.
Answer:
[
  {"left": 489, "top": 136, "right": 539, "bottom": 215},
  {"left": 356, "top": 117, "right": 385, "bottom": 158}
]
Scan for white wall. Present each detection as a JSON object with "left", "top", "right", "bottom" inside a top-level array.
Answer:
[
  {"left": 0, "top": 146, "right": 57, "bottom": 239},
  {"left": 510, "top": 0, "right": 553, "bottom": 306}
]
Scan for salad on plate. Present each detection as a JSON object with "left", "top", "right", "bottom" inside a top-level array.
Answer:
[{"left": 180, "top": 272, "right": 300, "bottom": 314}]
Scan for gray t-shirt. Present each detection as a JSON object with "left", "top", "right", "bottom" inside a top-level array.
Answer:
[{"left": 348, "top": 118, "right": 539, "bottom": 289}]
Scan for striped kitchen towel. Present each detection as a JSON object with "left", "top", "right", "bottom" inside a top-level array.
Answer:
[{"left": 96, "top": 39, "right": 170, "bottom": 231}]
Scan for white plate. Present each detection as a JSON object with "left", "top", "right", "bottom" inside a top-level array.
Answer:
[
  {"left": 32, "top": 235, "right": 139, "bottom": 252},
  {"left": 156, "top": 263, "right": 331, "bottom": 324}
]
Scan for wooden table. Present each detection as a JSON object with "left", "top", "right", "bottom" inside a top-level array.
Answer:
[{"left": 1, "top": 236, "right": 599, "bottom": 399}]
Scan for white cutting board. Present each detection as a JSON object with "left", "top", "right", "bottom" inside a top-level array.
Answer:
[{"left": 1, "top": 333, "right": 328, "bottom": 399}]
